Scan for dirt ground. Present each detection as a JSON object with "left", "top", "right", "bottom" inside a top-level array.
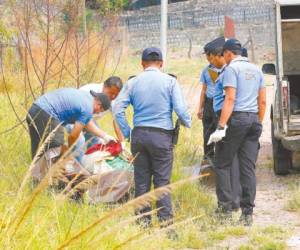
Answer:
[
  {"left": 253, "top": 82, "right": 300, "bottom": 249},
  {"left": 182, "top": 75, "right": 300, "bottom": 249}
]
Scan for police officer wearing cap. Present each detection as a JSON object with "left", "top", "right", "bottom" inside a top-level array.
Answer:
[
  {"left": 26, "top": 88, "right": 113, "bottom": 183},
  {"left": 197, "top": 41, "right": 220, "bottom": 165},
  {"left": 208, "top": 39, "right": 266, "bottom": 226},
  {"left": 113, "top": 47, "right": 191, "bottom": 227},
  {"left": 207, "top": 38, "right": 241, "bottom": 212}
]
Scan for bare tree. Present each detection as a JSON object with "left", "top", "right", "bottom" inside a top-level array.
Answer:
[{"left": 0, "top": 0, "right": 124, "bottom": 134}]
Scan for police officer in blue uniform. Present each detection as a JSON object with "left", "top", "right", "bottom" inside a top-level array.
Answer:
[
  {"left": 207, "top": 38, "right": 241, "bottom": 211},
  {"left": 113, "top": 47, "right": 191, "bottom": 228},
  {"left": 197, "top": 42, "right": 219, "bottom": 165},
  {"left": 208, "top": 39, "right": 266, "bottom": 226}
]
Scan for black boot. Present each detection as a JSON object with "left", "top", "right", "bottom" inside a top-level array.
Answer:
[
  {"left": 238, "top": 213, "right": 253, "bottom": 227},
  {"left": 214, "top": 207, "right": 233, "bottom": 224}
]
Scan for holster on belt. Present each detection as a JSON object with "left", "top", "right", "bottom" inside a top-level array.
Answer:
[{"left": 172, "top": 119, "right": 181, "bottom": 145}]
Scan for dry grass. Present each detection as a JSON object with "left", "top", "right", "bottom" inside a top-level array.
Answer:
[
  {"left": 0, "top": 3, "right": 293, "bottom": 248},
  {"left": 0, "top": 48, "right": 292, "bottom": 248},
  {"left": 0, "top": 90, "right": 290, "bottom": 249}
]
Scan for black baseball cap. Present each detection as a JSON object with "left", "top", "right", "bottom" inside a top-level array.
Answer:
[
  {"left": 142, "top": 47, "right": 163, "bottom": 61},
  {"left": 90, "top": 91, "right": 111, "bottom": 111},
  {"left": 223, "top": 38, "right": 242, "bottom": 54}
]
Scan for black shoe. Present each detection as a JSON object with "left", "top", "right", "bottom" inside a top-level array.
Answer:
[
  {"left": 69, "top": 190, "right": 84, "bottom": 204},
  {"left": 214, "top": 207, "right": 233, "bottom": 224},
  {"left": 238, "top": 214, "right": 253, "bottom": 227},
  {"left": 166, "top": 229, "right": 179, "bottom": 241}
]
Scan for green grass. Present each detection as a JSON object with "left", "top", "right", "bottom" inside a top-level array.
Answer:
[
  {"left": 237, "top": 225, "right": 288, "bottom": 250},
  {"left": 0, "top": 53, "right": 294, "bottom": 249}
]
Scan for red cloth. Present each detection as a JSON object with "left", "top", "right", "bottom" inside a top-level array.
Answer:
[{"left": 85, "top": 141, "right": 122, "bottom": 156}]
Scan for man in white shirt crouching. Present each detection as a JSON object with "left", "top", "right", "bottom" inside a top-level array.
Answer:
[{"left": 66, "top": 76, "right": 124, "bottom": 163}]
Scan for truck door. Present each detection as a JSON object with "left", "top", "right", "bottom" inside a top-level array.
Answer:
[
  {"left": 274, "top": 2, "right": 285, "bottom": 134},
  {"left": 280, "top": 3, "right": 300, "bottom": 135}
]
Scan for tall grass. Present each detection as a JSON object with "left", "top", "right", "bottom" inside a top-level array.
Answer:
[
  {"left": 0, "top": 56, "right": 215, "bottom": 248},
  {"left": 0, "top": 51, "right": 292, "bottom": 249},
  {"left": 0, "top": 4, "right": 292, "bottom": 246}
]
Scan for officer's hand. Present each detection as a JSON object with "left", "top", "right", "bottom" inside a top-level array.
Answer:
[
  {"left": 103, "top": 134, "right": 117, "bottom": 144},
  {"left": 207, "top": 126, "right": 227, "bottom": 145},
  {"left": 197, "top": 110, "right": 204, "bottom": 120}
]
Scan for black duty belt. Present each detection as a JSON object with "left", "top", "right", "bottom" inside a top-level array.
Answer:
[
  {"left": 134, "top": 126, "right": 174, "bottom": 135},
  {"left": 232, "top": 111, "right": 258, "bottom": 115}
]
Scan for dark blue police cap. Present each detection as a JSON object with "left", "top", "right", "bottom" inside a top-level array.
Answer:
[
  {"left": 142, "top": 47, "right": 163, "bottom": 61},
  {"left": 208, "top": 37, "right": 226, "bottom": 55},
  {"left": 223, "top": 39, "right": 242, "bottom": 54},
  {"left": 203, "top": 37, "right": 225, "bottom": 55},
  {"left": 203, "top": 42, "right": 212, "bottom": 55}
]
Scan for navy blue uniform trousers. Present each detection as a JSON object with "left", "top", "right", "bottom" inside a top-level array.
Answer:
[
  {"left": 131, "top": 127, "right": 174, "bottom": 223},
  {"left": 203, "top": 97, "right": 218, "bottom": 159},
  {"left": 215, "top": 111, "right": 241, "bottom": 210},
  {"left": 214, "top": 112, "right": 262, "bottom": 215}
]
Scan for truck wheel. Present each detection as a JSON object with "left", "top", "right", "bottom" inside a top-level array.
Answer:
[{"left": 271, "top": 121, "right": 292, "bottom": 175}]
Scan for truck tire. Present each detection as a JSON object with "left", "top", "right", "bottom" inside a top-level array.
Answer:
[{"left": 271, "top": 121, "right": 292, "bottom": 175}]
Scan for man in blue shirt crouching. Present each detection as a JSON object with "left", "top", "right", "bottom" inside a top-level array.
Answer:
[{"left": 26, "top": 88, "right": 114, "bottom": 180}]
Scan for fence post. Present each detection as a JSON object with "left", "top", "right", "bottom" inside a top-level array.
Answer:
[
  {"left": 161, "top": 0, "right": 168, "bottom": 68},
  {"left": 249, "top": 28, "right": 256, "bottom": 64}
]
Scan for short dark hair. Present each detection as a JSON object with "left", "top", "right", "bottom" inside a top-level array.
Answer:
[{"left": 104, "top": 76, "right": 123, "bottom": 90}]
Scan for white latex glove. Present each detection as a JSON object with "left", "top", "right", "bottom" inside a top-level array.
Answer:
[
  {"left": 103, "top": 134, "right": 117, "bottom": 143},
  {"left": 207, "top": 126, "right": 227, "bottom": 145}
]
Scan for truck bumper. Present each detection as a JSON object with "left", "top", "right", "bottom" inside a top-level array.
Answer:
[{"left": 282, "top": 135, "right": 300, "bottom": 151}]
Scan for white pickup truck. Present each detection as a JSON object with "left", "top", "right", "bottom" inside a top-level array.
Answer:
[{"left": 263, "top": 0, "right": 300, "bottom": 174}]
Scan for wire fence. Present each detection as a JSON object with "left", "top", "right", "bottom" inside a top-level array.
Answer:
[{"left": 118, "top": 6, "right": 274, "bottom": 32}]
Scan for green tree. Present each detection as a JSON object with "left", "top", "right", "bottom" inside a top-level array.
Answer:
[{"left": 86, "top": 0, "right": 129, "bottom": 11}]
